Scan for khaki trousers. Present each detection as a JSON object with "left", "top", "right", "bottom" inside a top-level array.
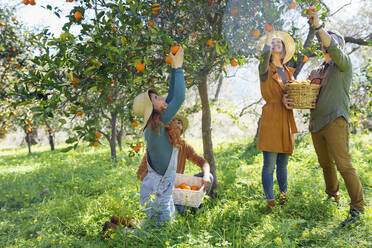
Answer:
[{"left": 311, "top": 117, "right": 364, "bottom": 211}]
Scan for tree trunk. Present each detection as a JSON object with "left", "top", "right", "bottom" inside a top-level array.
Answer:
[
  {"left": 48, "top": 130, "right": 55, "bottom": 151},
  {"left": 197, "top": 73, "right": 218, "bottom": 194},
  {"left": 253, "top": 117, "right": 261, "bottom": 144},
  {"left": 110, "top": 112, "right": 117, "bottom": 159},
  {"left": 26, "top": 132, "right": 31, "bottom": 154},
  {"left": 117, "top": 122, "right": 124, "bottom": 151}
]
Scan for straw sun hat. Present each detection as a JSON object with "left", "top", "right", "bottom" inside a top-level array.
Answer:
[
  {"left": 132, "top": 90, "right": 153, "bottom": 130},
  {"left": 132, "top": 91, "right": 189, "bottom": 132},
  {"left": 257, "top": 31, "right": 295, "bottom": 64}
]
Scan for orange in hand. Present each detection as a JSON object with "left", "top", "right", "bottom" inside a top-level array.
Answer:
[
  {"left": 165, "top": 56, "right": 172, "bottom": 64},
  {"left": 306, "top": 8, "right": 315, "bottom": 15},
  {"left": 171, "top": 45, "right": 180, "bottom": 55},
  {"left": 289, "top": 1, "right": 296, "bottom": 9}
]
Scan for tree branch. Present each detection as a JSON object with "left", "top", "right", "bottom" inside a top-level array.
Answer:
[
  {"left": 213, "top": 74, "right": 223, "bottom": 102},
  {"left": 344, "top": 35, "right": 372, "bottom": 46},
  {"left": 329, "top": 1, "right": 352, "bottom": 17},
  {"left": 239, "top": 98, "right": 263, "bottom": 117},
  {"left": 347, "top": 46, "right": 360, "bottom": 55}
]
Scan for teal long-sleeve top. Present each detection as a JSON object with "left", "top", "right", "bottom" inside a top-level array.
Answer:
[{"left": 144, "top": 68, "right": 185, "bottom": 175}]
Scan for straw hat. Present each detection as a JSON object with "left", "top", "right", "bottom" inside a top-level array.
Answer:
[
  {"left": 257, "top": 31, "right": 295, "bottom": 64},
  {"left": 174, "top": 114, "right": 189, "bottom": 133},
  {"left": 132, "top": 90, "right": 153, "bottom": 129}
]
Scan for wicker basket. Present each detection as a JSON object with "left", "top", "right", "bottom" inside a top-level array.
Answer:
[
  {"left": 284, "top": 82, "right": 321, "bottom": 109},
  {"left": 172, "top": 173, "right": 205, "bottom": 208}
]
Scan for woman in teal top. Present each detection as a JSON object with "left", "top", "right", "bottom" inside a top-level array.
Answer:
[{"left": 132, "top": 46, "right": 185, "bottom": 228}]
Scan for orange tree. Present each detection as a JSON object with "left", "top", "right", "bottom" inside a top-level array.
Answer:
[
  {"left": 26, "top": 0, "right": 174, "bottom": 158},
  {"left": 148, "top": 0, "right": 291, "bottom": 192},
  {"left": 0, "top": 7, "right": 35, "bottom": 141}
]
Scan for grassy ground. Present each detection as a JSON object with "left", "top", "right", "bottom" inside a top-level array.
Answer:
[{"left": 0, "top": 133, "right": 371, "bottom": 247}]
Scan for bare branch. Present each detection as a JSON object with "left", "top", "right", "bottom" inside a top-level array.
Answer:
[
  {"left": 329, "top": 1, "right": 352, "bottom": 17},
  {"left": 239, "top": 98, "right": 263, "bottom": 117},
  {"left": 98, "top": 129, "right": 110, "bottom": 140},
  {"left": 347, "top": 46, "right": 360, "bottom": 55}
]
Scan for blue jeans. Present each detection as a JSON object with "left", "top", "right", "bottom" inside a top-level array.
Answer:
[
  {"left": 262, "top": 151, "right": 289, "bottom": 200},
  {"left": 175, "top": 172, "right": 214, "bottom": 216}
]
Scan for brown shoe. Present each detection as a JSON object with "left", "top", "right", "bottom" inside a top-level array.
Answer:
[
  {"left": 279, "top": 192, "right": 288, "bottom": 205},
  {"left": 111, "top": 216, "right": 137, "bottom": 228},
  {"left": 101, "top": 221, "right": 117, "bottom": 240},
  {"left": 266, "top": 199, "right": 276, "bottom": 211}
]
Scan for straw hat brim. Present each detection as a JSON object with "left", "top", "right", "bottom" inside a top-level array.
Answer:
[
  {"left": 132, "top": 90, "right": 153, "bottom": 130},
  {"left": 174, "top": 114, "right": 188, "bottom": 133},
  {"left": 257, "top": 31, "right": 295, "bottom": 64}
]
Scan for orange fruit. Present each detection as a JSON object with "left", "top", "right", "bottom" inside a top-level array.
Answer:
[
  {"left": 191, "top": 33, "right": 196, "bottom": 39},
  {"left": 26, "top": 128, "right": 32, "bottom": 133},
  {"left": 175, "top": 0, "right": 180, "bottom": 2},
  {"left": 30, "top": 0, "right": 36, "bottom": 5},
  {"left": 148, "top": 21, "right": 154, "bottom": 27},
  {"left": 186, "top": 78, "right": 193, "bottom": 83},
  {"left": 95, "top": 132, "right": 102, "bottom": 138},
  {"left": 222, "top": 66, "right": 226, "bottom": 71},
  {"left": 107, "top": 96, "right": 112, "bottom": 102},
  {"left": 230, "top": 9, "right": 239, "bottom": 15},
  {"left": 136, "top": 63, "right": 145, "bottom": 72},
  {"left": 302, "top": 55, "right": 308, "bottom": 63},
  {"left": 230, "top": 59, "right": 238, "bottom": 67},
  {"left": 133, "top": 146, "right": 140, "bottom": 152},
  {"left": 98, "top": 88, "right": 103, "bottom": 93},
  {"left": 206, "top": 39, "right": 215, "bottom": 47},
  {"left": 306, "top": 8, "right": 315, "bottom": 15},
  {"left": 23, "top": 0, "right": 30, "bottom": 5},
  {"left": 171, "top": 45, "right": 180, "bottom": 55},
  {"left": 132, "top": 121, "right": 138, "bottom": 127},
  {"left": 98, "top": 62, "right": 102, "bottom": 66},
  {"left": 252, "top": 29, "right": 260, "bottom": 38},
  {"left": 289, "top": 1, "right": 296, "bottom": 9},
  {"left": 74, "top": 11, "right": 83, "bottom": 20},
  {"left": 29, "top": 122, "right": 33, "bottom": 126},
  {"left": 112, "top": 27, "right": 116, "bottom": 31},
  {"left": 165, "top": 56, "right": 172, "bottom": 64},
  {"left": 93, "top": 141, "right": 99, "bottom": 147},
  {"left": 77, "top": 111, "right": 83, "bottom": 116},
  {"left": 72, "top": 77, "right": 78, "bottom": 85},
  {"left": 191, "top": 186, "right": 200, "bottom": 191},
  {"left": 11, "top": 112, "right": 16, "bottom": 116},
  {"left": 264, "top": 23, "right": 273, "bottom": 32},
  {"left": 253, "top": 8, "right": 257, "bottom": 14},
  {"left": 208, "top": 0, "right": 213, "bottom": 5},
  {"left": 66, "top": 0, "right": 74, "bottom": 2}
]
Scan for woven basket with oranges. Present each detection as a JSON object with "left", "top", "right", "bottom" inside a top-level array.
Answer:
[{"left": 284, "top": 80, "right": 321, "bottom": 109}]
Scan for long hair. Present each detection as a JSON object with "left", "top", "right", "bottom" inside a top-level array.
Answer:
[
  {"left": 166, "top": 119, "right": 183, "bottom": 148},
  {"left": 146, "top": 89, "right": 164, "bottom": 132}
]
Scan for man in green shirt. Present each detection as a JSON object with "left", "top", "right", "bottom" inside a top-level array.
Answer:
[{"left": 308, "top": 11, "right": 364, "bottom": 227}]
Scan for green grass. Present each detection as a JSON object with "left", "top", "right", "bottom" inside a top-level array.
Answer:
[{"left": 0, "top": 133, "right": 371, "bottom": 247}]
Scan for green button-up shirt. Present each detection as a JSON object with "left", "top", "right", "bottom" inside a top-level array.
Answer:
[{"left": 310, "top": 38, "right": 353, "bottom": 132}]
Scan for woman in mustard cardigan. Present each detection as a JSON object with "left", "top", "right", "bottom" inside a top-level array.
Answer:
[{"left": 257, "top": 27, "right": 298, "bottom": 210}]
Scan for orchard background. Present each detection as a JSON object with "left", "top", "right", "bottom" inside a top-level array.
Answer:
[{"left": 0, "top": 0, "right": 371, "bottom": 247}]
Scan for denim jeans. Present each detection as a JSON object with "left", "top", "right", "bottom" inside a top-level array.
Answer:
[
  {"left": 175, "top": 172, "right": 214, "bottom": 216},
  {"left": 262, "top": 151, "right": 289, "bottom": 200}
]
